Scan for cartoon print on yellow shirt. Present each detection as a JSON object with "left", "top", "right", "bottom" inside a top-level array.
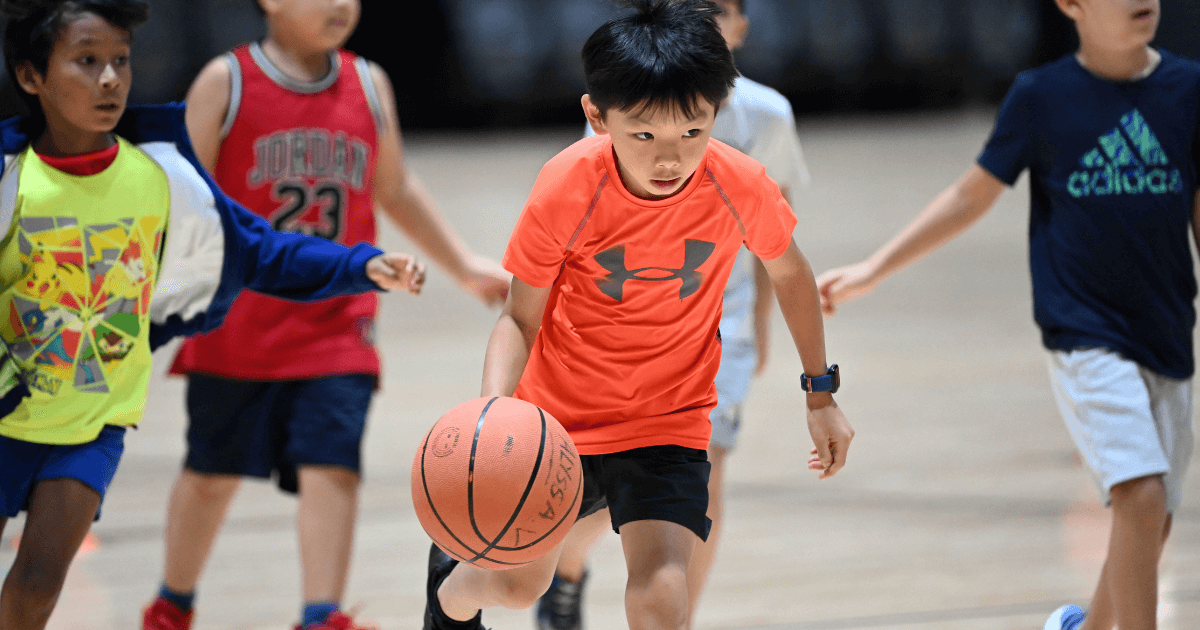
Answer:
[{"left": 3, "top": 215, "right": 163, "bottom": 395}]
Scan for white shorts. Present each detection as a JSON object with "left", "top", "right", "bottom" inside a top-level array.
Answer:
[
  {"left": 710, "top": 341, "right": 756, "bottom": 453},
  {"left": 1047, "top": 347, "right": 1194, "bottom": 512}
]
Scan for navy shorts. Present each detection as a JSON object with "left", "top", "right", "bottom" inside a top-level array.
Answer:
[
  {"left": 576, "top": 445, "right": 712, "bottom": 541},
  {"left": 184, "top": 373, "right": 374, "bottom": 494},
  {"left": 0, "top": 425, "right": 126, "bottom": 520}
]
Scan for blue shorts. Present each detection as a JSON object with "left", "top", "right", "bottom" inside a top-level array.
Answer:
[
  {"left": 711, "top": 341, "right": 756, "bottom": 452},
  {"left": 0, "top": 425, "right": 126, "bottom": 519},
  {"left": 184, "top": 374, "right": 374, "bottom": 494}
]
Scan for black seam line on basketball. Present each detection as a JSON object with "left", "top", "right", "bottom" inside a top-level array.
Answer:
[
  {"left": 464, "top": 396, "right": 499, "bottom": 552},
  {"left": 420, "top": 420, "right": 488, "bottom": 562},
  {"left": 465, "top": 404, "right": 549, "bottom": 563},
  {"left": 464, "top": 396, "right": 495, "bottom": 550},
  {"left": 419, "top": 398, "right": 523, "bottom": 566},
  {"left": 489, "top": 478, "right": 581, "bottom": 551},
  {"left": 490, "top": 432, "right": 583, "bottom": 551}
]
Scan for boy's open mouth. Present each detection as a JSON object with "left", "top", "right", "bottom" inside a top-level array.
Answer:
[
  {"left": 96, "top": 103, "right": 119, "bottom": 111},
  {"left": 650, "top": 177, "right": 681, "bottom": 190},
  {"left": 1133, "top": 8, "right": 1155, "bottom": 19}
]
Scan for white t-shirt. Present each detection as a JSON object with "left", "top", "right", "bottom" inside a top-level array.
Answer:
[
  {"left": 584, "top": 76, "right": 809, "bottom": 347},
  {"left": 710, "top": 76, "right": 809, "bottom": 347}
]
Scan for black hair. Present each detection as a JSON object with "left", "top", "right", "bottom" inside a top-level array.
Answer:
[
  {"left": 582, "top": 0, "right": 738, "bottom": 119},
  {"left": 2, "top": 0, "right": 149, "bottom": 120},
  {"left": 251, "top": 0, "right": 264, "bottom": 17}
]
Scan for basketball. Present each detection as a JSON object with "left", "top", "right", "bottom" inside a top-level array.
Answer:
[{"left": 411, "top": 396, "right": 583, "bottom": 569}]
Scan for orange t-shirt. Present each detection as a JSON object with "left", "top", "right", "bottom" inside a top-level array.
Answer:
[{"left": 503, "top": 135, "right": 798, "bottom": 454}]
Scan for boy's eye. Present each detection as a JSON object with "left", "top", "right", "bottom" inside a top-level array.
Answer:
[
  {"left": 79, "top": 55, "right": 96, "bottom": 65},
  {"left": 634, "top": 132, "right": 654, "bottom": 140},
  {"left": 684, "top": 128, "right": 701, "bottom": 138},
  {"left": 114, "top": 55, "right": 129, "bottom": 66}
]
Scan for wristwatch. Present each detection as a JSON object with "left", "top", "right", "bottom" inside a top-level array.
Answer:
[{"left": 801, "top": 364, "right": 840, "bottom": 394}]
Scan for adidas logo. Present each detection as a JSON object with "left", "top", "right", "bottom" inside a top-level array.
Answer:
[{"left": 1067, "top": 108, "right": 1183, "bottom": 198}]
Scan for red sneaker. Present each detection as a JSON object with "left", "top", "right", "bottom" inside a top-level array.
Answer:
[
  {"left": 297, "top": 611, "right": 379, "bottom": 630},
  {"left": 142, "top": 597, "right": 194, "bottom": 630}
]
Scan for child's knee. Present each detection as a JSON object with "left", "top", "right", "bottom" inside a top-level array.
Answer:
[
  {"left": 1110, "top": 474, "right": 1167, "bottom": 512},
  {"left": 626, "top": 564, "right": 689, "bottom": 611},
  {"left": 494, "top": 569, "right": 555, "bottom": 609},
  {"left": 625, "top": 568, "right": 689, "bottom": 630}
]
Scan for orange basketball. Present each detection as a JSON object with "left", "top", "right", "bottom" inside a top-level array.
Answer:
[{"left": 411, "top": 396, "right": 583, "bottom": 569}]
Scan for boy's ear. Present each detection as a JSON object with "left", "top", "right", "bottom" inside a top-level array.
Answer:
[
  {"left": 14, "top": 63, "right": 43, "bottom": 96},
  {"left": 581, "top": 95, "right": 608, "bottom": 136},
  {"left": 1054, "top": 0, "right": 1083, "bottom": 22}
]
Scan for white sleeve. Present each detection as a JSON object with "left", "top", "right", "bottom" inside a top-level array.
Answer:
[
  {"left": 747, "top": 111, "right": 810, "bottom": 195},
  {"left": 140, "top": 142, "right": 226, "bottom": 325}
]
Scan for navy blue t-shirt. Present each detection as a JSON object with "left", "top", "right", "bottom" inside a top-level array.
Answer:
[{"left": 978, "top": 50, "right": 1200, "bottom": 378}]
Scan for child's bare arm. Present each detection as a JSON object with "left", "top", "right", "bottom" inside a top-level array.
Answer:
[
  {"left": 761, "top": 241, "right": 854, "bottom": 478},
  {"left": 183, "top": 57, "right": 232, "bottom": 174},
  {"left": 366, "top": 62, "right": 510, "bottom": 307},
  {"left": 751, "top": 255, "right": 773, "bottom": 375},
  {"left": 481, "top": 278, "right": 551, "bottom": 397},
  {"left": 817, "top": 164, "right": 1006, "bottom": 315},
  {"left": 1191, "top": 189, "right": 1200, "bottom": 254}
]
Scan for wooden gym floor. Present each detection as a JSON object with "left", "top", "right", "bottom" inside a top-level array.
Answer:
[{"left": 2, "top": 110, "right": 1197, "bottom": 630}]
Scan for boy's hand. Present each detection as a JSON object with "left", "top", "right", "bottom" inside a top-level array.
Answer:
[
  {"left": 367, "top": 253, "right": 425, "bottom": 294},
  {"left": 816, "top": 261, "right": 878, "bottom": 316},
  {"left": 458, "top": 255, "right": 511, "bottom": 308},
  {"left": 805, "top": 398, "right": 854, "bottom": 479}
]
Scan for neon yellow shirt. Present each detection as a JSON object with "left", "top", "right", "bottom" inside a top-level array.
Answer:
[{"left": 0, "top": 138, "right": 169, "bottom": 444}]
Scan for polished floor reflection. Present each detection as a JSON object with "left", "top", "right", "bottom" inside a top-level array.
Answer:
[{"left": 2, "top": 112, "right": 1197, "bottom": 629}]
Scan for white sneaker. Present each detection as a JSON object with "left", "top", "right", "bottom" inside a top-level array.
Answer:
[{"left": 1044, "top": 605, "right": 1086, "bottom": 630}]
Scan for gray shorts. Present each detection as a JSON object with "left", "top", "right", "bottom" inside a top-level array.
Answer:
[
  {"left": 711, "top": 341, "right": 756, "bottom": 452},
  {"left": 1047, "top": 347, "right": 1194, "bottom": 512}
]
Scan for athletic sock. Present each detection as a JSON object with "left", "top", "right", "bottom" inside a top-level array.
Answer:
[
  {"left": 302, "top": 602, "right": 340, "bottom": 628},
  {"left": 158, "top": 585, "right": 195, "bottom": 612}
]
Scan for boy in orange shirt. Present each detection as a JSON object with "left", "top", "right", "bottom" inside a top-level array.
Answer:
[{"left": 423, "top": 2, "right": 853, "bottom": 630}]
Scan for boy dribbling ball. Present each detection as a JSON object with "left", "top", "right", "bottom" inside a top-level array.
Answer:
[
  {"left": 423, "top": 3, "right": 852, "bottom": 630},
  {"left": 818, "top": 1, "right": 1196, "bottom": 629},
  {"left": 0, "top": 1, "right": 423, "bottom": 629},
  {"left": 538, "top": 2, "right": 812, "bottom": 629}
]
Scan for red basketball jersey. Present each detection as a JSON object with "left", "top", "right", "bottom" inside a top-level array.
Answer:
[{"left": 171, "top": 43, "right": 382, "bottom": 380}]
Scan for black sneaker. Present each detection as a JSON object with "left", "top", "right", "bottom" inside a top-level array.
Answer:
[
  {"left": 534, "top": 571, "right": 587, "bottom": 630},
  {"left": 424, "top": 544, "right": 484, "bottom": 630}
]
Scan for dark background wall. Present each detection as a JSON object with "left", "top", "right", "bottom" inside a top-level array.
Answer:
[{"left": 3, "top": 0, "right": 1199, "bottom": 128}]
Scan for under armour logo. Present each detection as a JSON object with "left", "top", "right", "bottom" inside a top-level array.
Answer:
[{"left": 593, "top": 240, "right": 715, "bottom": 302}]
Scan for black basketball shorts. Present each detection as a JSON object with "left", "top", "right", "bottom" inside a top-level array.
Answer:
[{"left": 576, "top": 444, "right": 712, "bottom": 541}]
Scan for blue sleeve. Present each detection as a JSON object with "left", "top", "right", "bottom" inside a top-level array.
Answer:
[
  {"left": 218, "top": 189, "right": 384, "bottom": 300},
  {"left": 977, "top": 72, "right": 1037, "bottom": 186}
]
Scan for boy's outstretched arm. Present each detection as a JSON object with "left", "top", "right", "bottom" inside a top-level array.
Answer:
[
  {"left": 481, "top": 278, "right": 551, "bottom": 397},
  {"left": 367, "top": 62, "right": 510, "bottom": 307},
  {"left": 817, "top": 164, "right": 1006, "bottom": 315},
  {"left": 762, "top": 241, "right": 854, "bottom": 479}
]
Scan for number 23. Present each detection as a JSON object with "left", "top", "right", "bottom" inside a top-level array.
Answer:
[{"left": 270, "top": 181, "right": 345, "bottom": 241}]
